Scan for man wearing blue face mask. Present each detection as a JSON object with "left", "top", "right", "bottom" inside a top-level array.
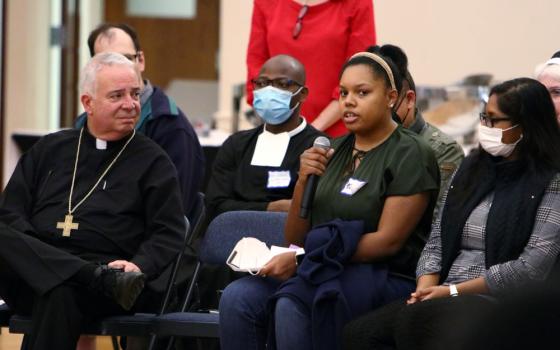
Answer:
[{"left": 205, "top": 55, "right": 325, "bottom": 221}]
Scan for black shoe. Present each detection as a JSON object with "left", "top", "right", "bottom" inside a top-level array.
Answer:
[{"left": 91, "top": 265, "right": 146, "bottom": 310}]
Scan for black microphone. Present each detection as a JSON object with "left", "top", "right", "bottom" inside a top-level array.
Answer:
[{"left": 299, "top": 136, "right": 331, "bottom": 218}]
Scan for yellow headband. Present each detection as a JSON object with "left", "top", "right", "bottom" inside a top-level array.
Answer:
[{"left": 350, "top": 52, "right": 396, "bottom": 90}]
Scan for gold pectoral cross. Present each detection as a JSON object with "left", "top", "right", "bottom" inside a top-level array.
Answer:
[{"left": 56, "top": 214, "right": 79, "bottom": 237}]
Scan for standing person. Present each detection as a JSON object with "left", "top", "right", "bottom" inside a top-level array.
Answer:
[
  {"left": 535, "top": 56, "right": 560, "bottom": 123},
  {"left": 219, "top": 51, "right": 439, "bottom": 350},
  {"left": 76, "top": 23, "right": 205, "bottom": 220},
  {"left": 342, "top": 78, "right": 560, "bottom": 350},
  {"left": 373, "top": 44, "right": 464, "bottom": 216},
  {"left": 0, "top": 52, "right": 185, "bottom": 350},
  {"left": 247, "top": 0, "right": 376, "bottom": 137}
]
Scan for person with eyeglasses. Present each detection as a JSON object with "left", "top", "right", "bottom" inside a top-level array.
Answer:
[
  {"left": 370, "top": 44, "right": 464, "bottom": 218},
  {"left": 342, "top": 78, "right": 560, "bottom": 350},
  {"left": 75, "top": 23, "right": 205, "bottom": 223},
  {"left": 202, "top": 55, "right": 323, "bottom": 350},
  {"left": 246, "top": 0, "right": 376, "bottom": 138},
  {"left": 205, "top": 54, "right": 324, "bottom": 221},
  {"left": 219, "top": 51, "right": 439, "bottom": 350},
  {"left": 535, "top": 55, "right": 560, "bottom": 123}
]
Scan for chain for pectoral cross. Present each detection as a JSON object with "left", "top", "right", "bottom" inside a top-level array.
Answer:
[{"left": 56, "top": 127, "right": 136, "bottom": 237}]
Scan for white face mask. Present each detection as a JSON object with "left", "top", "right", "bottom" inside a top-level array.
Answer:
[{"left": 478, "top": 124, "right": 522, "bottom": 157}]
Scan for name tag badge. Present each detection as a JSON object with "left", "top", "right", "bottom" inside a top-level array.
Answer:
[
  {"left": 267, "top": 171, "right": 291, "bottom": 188},
  {"left": 341, "top": 178, "right": 367, "bottom": 196}
]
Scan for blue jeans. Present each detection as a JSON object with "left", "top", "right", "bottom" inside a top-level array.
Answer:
[
  {"left": 219, "top": 276, "right": 280, "bottom": 350},
  {"left": 219, "top": 274, "right": 414, "bottom": 350},
  {"left": 275, "top": 297, "right": 312, "bottom": 350}
]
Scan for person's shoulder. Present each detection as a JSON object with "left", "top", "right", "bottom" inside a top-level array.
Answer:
[
  {"left": 389, "top": 127, "right": 439, "bottom": 169},
  {"left": 145, "top": 85, "right": 198, "bottom": 135},
  {"left": 25, "top": 129, "right": 80, "bottom": 158},
  {"left": 548, "top": 173, "right": 560, "bottom": 189},
  {"left": 133, "top": 132, "right": 169, "bottom": 154},
  {"left": 49, "top": 128, "right": 78, "bottom": 139},
  {"left": 341, "top": 0, "right": 372, "bottom": 11},
  {"left": 395, "top": 126, "right": 433, "bottom": 153},
  {"left": 39, "top": 129, "right": 79, "bottom": 145},
  {"left": 148, "top": 85, "right": 185, "bottom": 120},
  {"left": 226, "top": 125, "right": 263, "bottom": 144},
  {"left": 254, "top": 0, "right": 278, "bottom": 8},
  {"left": 130, "top": 133, "right": 178, "bottom": 175},
  {"left": 297, "top": 123, "right": 326, "bottom": 139},
  {"left": 422, "top": 123, "right": 460, "bottom": 146}
]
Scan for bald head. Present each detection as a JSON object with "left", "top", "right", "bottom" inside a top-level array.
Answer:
[{"left": 259, "top": 55, "right": 306, "bottom": 85}]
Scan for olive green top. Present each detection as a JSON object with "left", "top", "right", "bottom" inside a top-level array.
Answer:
[
  {"left": 410, "top": 111, "right": 464, "bottom": 217},
  {"left": 311, "top": 126, "right": 440, "bottom": 277}
]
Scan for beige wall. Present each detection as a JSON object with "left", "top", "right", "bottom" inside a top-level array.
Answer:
[
  {"left": 4, "top": 0, "right": 560, "bottom": 181},
  {"left": 375, "top": 0, "right": 560, "bottom": 86},
  {"left": 3, "top": 0, "right": 51, "bottom": 184},
  {"left": 216, "top": 0, "right": 253, "bottom": 131},
  {"left": 2, "top": 1, "right": 102, "bottom": 185},
  {"left": 216, "top": 0, "right": 560, "bottom": 129}
]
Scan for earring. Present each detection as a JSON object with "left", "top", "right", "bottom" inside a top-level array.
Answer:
[{"left": 389, "top": 104, "right": 394, "bottom": 108}]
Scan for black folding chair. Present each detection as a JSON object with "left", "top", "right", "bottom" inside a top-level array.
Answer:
[{"left": 150, "top": 210, "right": 288, "bottom": 350}]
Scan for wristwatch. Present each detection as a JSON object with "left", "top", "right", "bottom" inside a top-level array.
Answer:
[{"left": 449, "top": 284, "right": 459, "bottom": 297}]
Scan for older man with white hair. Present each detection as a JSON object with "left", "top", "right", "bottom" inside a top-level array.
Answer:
[
  {"left": 535, "top": 55, "right": 560, "bottom": 123},
  {"left": 0, "top": 52, "right": 184, "bottom": 350}
]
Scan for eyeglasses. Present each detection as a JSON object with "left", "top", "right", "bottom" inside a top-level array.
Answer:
[
  {"left": 292, "top": 5, "right": 309, "bottom": 39},
  {"left": 122, "top": 53, "right": 140, "bottom": 61},
  {"left": 479, "top": 112, "right": 511, "bottom": 128},
  {"left": 251, "top": 78, "right": 302, "bottom": 90}
]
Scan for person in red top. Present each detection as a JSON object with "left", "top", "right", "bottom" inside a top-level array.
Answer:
[{"left": 247, "top": 0, "right": 376, "bottom": 137}]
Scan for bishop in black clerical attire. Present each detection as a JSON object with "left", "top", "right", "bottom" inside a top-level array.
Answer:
[{"left": 0, "top": 52, "right": 185, "bottom": 350}]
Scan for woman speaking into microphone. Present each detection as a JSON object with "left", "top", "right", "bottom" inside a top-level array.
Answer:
[{"left": 219, "top": 52, "right": 440, "bottom": 350}]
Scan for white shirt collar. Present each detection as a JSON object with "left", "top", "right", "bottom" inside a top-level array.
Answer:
[
  {"left": 96, "top": 138, "right": 107, "bottom": 150},
  {"left": 264, "top": 117, "right": 307, "bottom": 138}
]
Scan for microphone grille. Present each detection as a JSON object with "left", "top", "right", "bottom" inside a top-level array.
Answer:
[{"left": 313, "top": 136, "right": 331, "bottom": 150}]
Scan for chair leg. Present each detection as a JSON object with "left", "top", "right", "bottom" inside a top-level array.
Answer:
[
  {"left": 166, "top": 336, "right": 176, "bottom": 350},
  {"left": 111, "top": 335, "right": 120, "bottom": 350},
  {"left": 196, "top": 337, "right": 204, "bottom": 350},
  {"left": 147, "top": 334, "right": 158, "bottom": 350}
]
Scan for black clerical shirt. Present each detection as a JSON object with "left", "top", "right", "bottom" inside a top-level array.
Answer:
[
  {"left": 0, "top": 128, "right": 185, "bottom": 279},
  {"left": 205, "top": 122, "right": 324, "bottom": 220}
]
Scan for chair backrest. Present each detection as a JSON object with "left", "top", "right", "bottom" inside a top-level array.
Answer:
[{"left": 198, "top": 210, "right": 288, "bottom": 265}]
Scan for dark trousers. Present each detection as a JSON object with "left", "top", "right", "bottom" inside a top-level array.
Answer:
[
  {"left": 18, "top": 284, "right": 125, "bottom": 350},
  {"left": 342, "top": 295, "right": 494, "bottom": 350},
  {"left": 0, "top": 222, "right": 134, "bottom": 350}
]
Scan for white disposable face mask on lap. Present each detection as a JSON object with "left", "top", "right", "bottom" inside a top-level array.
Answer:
[
  {"left": 226, "top": 237, "right": 272, "bottom": 274},
  {"left": 478, "top": 124, "right": 522, "bottom": 157}
]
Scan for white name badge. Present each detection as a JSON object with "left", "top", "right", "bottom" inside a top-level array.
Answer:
[
  {"left": 267, "top": 171, "right": 291, "bottom": 188},
  {"left": 341, "top": 178, "right": 367, "bottom": 196}
]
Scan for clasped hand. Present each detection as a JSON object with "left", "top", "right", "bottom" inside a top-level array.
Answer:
[
  {"left": 407, "top": 285, "right": 450, "bottom": 304},
  {"left": 108, "top": 260, "right": 141, "bottom": 273}
]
